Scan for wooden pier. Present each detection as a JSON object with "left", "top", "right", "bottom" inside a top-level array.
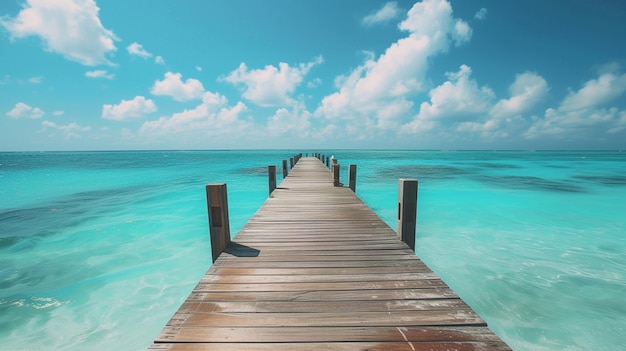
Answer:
[{"left": 149, "top": 156, "right": 511, "bottom": 350}]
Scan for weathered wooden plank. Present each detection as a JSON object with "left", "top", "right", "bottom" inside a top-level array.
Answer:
[
  {"left": 155, "top": 326, "right": 506, "bottom": 344},
  {"left": 176, "top": 299, "right": 473, "bottom": 313},
  {"left": 166, "top": 310, "right": 486, "bottom": 328},
  {"left": 186, "top": 288, "right": 459, "bottom": 302},
  {"left": 211, "top": 259, "right": 429, "bottom": 269},
  {"left": 150, "top": 342, "right": 512, "bottom": 351},
  {"left": 199, "top": 272, "right": 440, "bottom": 284},
  {"left": 194, "top": 279, "right": 447, "bottom": 292}
]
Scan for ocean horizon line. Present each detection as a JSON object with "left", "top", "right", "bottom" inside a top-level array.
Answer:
[{"left": 1, "top": 148, "right": 624, "bottom": 153}]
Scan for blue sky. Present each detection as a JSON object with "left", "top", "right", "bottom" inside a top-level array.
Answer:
[{"left": 1, "top": 0, "right": 625, "bottom": 151}]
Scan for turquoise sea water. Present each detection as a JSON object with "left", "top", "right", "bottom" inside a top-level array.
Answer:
[{"left": 1, "top": 150, "right": 625, "bottom": 350}]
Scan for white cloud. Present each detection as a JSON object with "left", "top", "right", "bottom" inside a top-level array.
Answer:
[
  {"left": 267, "top": 104, "right": 312, "bottom": 135},
  {"left": 137, "top": 92, "right": 251, "bottom": 145},
  {"left": 474, "top": 8, "right": 488, "bottom": 21},
  {"left": 85, "top": 69, "right": 114, "bottom": 79},
  {"left": 6, "top": 102, "right": 44, "bottom": 119},
  {"left": 127, "top": 42, "right": 152, "bottom": 59},
  {"left": 29, "top": 76, "right": 43, "bottom": 84},
  {"left": 102, "top": 96, "right": 157, "bottom": 121},
  {"left": 490, "top": 72, "right": 549, "bottom": 118},
  {"left": 150, "top": 72, "right": 205, "bottom": 101},
  {"left": 362, "top": 2, "right": 401, "bottom": 25},
  {"left": 53, "top": 110, "right": 64, "bottom": 116},
  {"left": 453, "top": 19, "right": 472, "bottom": 46},
  {"left": 316, "top": 0, "right": 472, "bottom": 129},
  {"left": 525, "top": 69, "right": 626, "bottom": 140},
  {"left": 155, "top": 56, "right": 165, "bottom": 64},
  {"left": 559, "top": 71, "right": 626, "bottom": 112},
  {"left": 41, "top": 120, "right": 90, "bottom": 139},
  {"left": 195, "top": 65, "right": 202, "bottom": 72},
  {"left": 0, "top": 0, "right": 118, "bottom": 66},
  {"left": 405, "top": 65, "right": 494, "bottom": 129},
  {"left": 223, "top": 56, "right": 323, "bottom": 107}
]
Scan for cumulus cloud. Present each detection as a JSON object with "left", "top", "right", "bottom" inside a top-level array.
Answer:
[
  {"left": 102, "top": 96, "right": 157, "bottom": 121},
  {"left": 525, "top": 69, "right": 626, "bottom": 140},
  {"left": 6, "top": 102, "right": 44, "bottom": 119},
  {"left": 404, "top": 65, "right": 494, "bottom": 131},
  {"left": 454, "top": 72, "right": 548, "bottom": 139},
  {"left": 559, "top": 71, "right": 626, "bottom": 112},
  {"left": 316, "top": 0, "right": 471, "bottom": 129},
  {"left": 41, "top": 120, "right": 90, "bottom": 139},
  {"left": 223, "top": 56, "right": 323, "bottom": 107},
  {"left": 267, "top": 104, "right": 312, "bottom": 135},
  {"left": 127, "top": 42, "right": 152, "bottom": 59},
  {"left": 85, "top": 69, "right": 114, "bottom": 79},
  {"left": 150, "top": 72, "right": 205, "bottom": 101},
  {"left": 490, "top": 72, "right": 549, "bottom": 118},
  {"left": 0, "top": 0, "right": 118, "bottom": 66},
  {"left": 362, "top": 2, "right": 401, "bottom": 25},
  {"left": 53, "top": 110, "right": 65, "bottom": 116},
  {"left": 474, "top": 8, "right": 488, "bottom": 21},
  {"left": 137, "top": 92, "right": 251, "bottom": 146},
  {"left": 155, "top": 56, "right": 165, "bottom": 64}
]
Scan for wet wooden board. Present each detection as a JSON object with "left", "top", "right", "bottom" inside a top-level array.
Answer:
[{"left": 149, "top": 157, "right": 511, "bottom": 350}]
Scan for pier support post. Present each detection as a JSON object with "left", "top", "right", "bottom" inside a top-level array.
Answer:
[
  {"left": 206, "top": 183, "right": 231, "bottom": 262},
  {"left": 290, "top": 157, "right": 294, "bottom": 169},
  {"left": 349, "top": 164, "right": 357, "bottom": 192},
  {"left": 398, "top": 179, "right": 418, "bottom": 252},
  {"left": 268, "top": 165, "right": 276, "bottom": 195},
  {"left": 282, "top": 160, "right": 288, "bottom": 178},
  {"left": 332, "top": 159, "right": 341, "bottom": 186},
  {"left": 326, "top": 157, "right": 330, "bottom": 168}
]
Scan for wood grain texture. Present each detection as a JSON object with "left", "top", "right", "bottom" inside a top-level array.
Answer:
[{"left": 150, "top": 157, "right": 511, "bottom": 350}]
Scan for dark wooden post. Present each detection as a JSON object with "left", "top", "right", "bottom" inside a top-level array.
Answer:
[
  {"left": 326, "top": 157, "right": 330, "bottom": 168},
  {"left": 268, "top": 165, "right": 276, "bottom": 195},
  {"left": 290, "top": 157, "right": 294, "bottom": 169},
  {"left": 206, "top": 183, "right": 231, "bottom": 262},
  {"left": 349, "top": 164, "right": 357, "bottom": 192},
  {"left": 332, "top": 158, "right": 340, "bottom": 186},
  {"left": 282, "top": 159, "right": 288, "bottom": 178},
  {"left": 398, "top": 179, "right": 418, "bottom": 252}
]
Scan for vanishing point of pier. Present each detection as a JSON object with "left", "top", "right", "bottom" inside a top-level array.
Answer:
[{"left": 149, "top": 155, "right": 511, "bottom": 350}]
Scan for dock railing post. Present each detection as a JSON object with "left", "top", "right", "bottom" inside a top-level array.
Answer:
[
  {"left": 332, "top": 158, "right": 341, "bottom": 186},
  {"left": 349, "top": 164, "right": 357, "bottom": 192},
  {"left": 290, "top": 157, "right": 294, "bottom": 169},
  {"left": 268, "top": 165, "right": 276, "bottom": 195},
  {"left": 282, "top": 159, "right": 288, "bottom": 178},
  {"left": 326, "top": 156, "right": 330, "bottom": 168},
  {"left": 206, "top": 183, "right": 231, "bottom": 262},
  {"left": 398, "top": 179, "right": 418, "bottom": 252}
]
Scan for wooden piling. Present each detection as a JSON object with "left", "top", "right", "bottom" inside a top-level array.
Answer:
[
  {"left": 268, "top": 165, "right": 276, "bottom": 195},
  {"left": 349, "top": 164, "right": 357, "bottom": 193},
  {"left": 290, "top": 157, "right": 294, "bottom": 169},
  {"left": 282, "top": 160, "right": 288, "bottom": 178},
  {"left": 332, "top": 159, "right": 341, "bottom": 187},
  {"left": 398, "top": 178, "right": 418, "bottom": 252},
  {"left": 205, "top": 183, "right": 231, "bottom": 262}
]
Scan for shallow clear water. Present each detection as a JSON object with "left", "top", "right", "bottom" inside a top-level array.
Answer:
[{"left": 1, "top": 150, "right": 625, "bottom": 350}]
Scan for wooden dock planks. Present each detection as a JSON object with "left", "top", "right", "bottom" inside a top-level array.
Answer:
[{"left": 149, "top": 157, "right": 511, "bottom": 350}]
